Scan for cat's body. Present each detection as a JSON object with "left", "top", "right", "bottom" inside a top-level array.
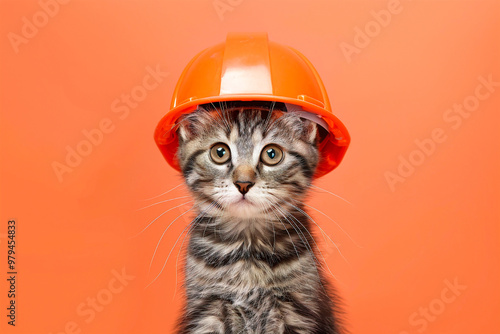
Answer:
[{"left": 175, "top": 103, "right": 344, "bottom": 334}]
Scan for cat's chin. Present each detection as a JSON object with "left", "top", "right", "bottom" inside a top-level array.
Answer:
[
  {"left": 225, "top": 198, "right": 263, "bottom": 219},
  {"left": 233, "top": 197, "right": 255, "bottom": 209}
]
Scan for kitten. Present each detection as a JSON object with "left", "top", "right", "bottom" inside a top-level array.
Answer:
[{"left": 175, "top": 102, "right": 344, "bottom": 334}]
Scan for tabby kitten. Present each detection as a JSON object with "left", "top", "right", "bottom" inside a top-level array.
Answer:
[{"left": 175, "top": 102, "right": 344, "bottom": 334}]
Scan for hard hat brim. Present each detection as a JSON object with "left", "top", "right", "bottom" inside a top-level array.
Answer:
[{"left": 154, "top": 95, "right": 349, "bottom": 178}]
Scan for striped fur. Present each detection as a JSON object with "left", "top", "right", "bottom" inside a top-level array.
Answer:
[{"left": 175, "top": 102, "right": 345, "bottom": 334}]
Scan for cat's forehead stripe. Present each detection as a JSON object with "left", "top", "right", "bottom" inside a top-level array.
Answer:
[
  {"left": 229, "top": 126, "right": 238, "bottom": 142},
  {"left": 235, "top": 127, "right": 255, "bottom": 162}
]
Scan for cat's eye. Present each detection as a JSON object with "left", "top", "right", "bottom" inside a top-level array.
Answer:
[
  {"left": 210, "top": 143, "right": 231, "bottom": 164},
  {"left": 260, "top": 144, "right": 284, "bottom": 166}
]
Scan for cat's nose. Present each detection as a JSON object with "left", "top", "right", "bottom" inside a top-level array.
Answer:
[
  {"left": 234, "top": 181, "right": 254, "bottom": 195},
  {"left": 232, "top": 165, "right": 256, "bottom": 195}
]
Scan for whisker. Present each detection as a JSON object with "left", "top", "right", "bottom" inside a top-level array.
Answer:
[
  {"left": 263, "top": 101, "right": 277, "bottom": 133},
  {"left": 223, "top": 101, "right": 234, "bottom": 131},
  {"left": 129, "top": 200, "right": 194, "bottom": 239},
  {"left": 302, "top": 202, "right": 362, "bottom": 249},
  {"left": 173, "top": 220, "right": 201, "bottom": 300},
  {"left": 140, "top": 182, "right": 186, "bottom": 201},
  {"left": 271, "top": 203, "right": 332, "bottom": 293},
  {"left": 146, "top": 219, "right": 196, "bottom": 289},
  {"left": 135, "top": 195, "right": 191, "bottom": 211},
  {"left": 147, "top": 201, "right": 216, "bottom": 289},
  {"left": 148, "top": 204, "right": 197, "bottom": 274},
  {"left": 275, "top": 203, "right": 339, "bottom": 282},
  {"left": 269, "top": 204, "right": 300, "bottom": 261},
  {"left": 283, "top": 199, "right": 350, "bottom": 264},
  {"left": 257, "top": 200, "right": 276, "bottom": 252},
  {"left": 273, "top": 204, "right": 333, "bottom": 274},
  {"left": 210, "top": 102, "right": 231, "bottom": 132},
  {"left": 202, "top": 218, "right": 210, "bottom": 237},
  {"left": 310, "top": 184, "right": 353, "bottom": 206},
  {"left": 173, "top": 208, "right": 217, "bottom": 298},
  {"left": 221, "top": 100, "right": 228, "bottom": 119}
]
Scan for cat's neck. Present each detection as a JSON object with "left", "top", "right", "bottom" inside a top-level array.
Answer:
[{"left": 190, "top": 214, "right": 314, "bottom": 256}]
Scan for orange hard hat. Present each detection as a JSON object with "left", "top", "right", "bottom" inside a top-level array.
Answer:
[{"left": 154, "top": 32, "right": 350, "bottom": 178}]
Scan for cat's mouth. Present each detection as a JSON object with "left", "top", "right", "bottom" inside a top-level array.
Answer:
[
  {"left": 226, "top": 196, "right": 262, "bottom": 218},
  {"left": 234, "top": 197, "right": 254, "bottom": 206}
]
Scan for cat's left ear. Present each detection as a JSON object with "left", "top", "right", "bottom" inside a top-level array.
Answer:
[{"left": 302, "top": 120, "right": 319, "bottom": 145}]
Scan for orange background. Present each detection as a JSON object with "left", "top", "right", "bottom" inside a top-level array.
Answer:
[{"left": 1, "top": 0, "right": 499, "bottom": 333}]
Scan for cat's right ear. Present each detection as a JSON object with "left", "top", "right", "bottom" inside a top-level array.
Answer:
[
  {"left": 176, "top": 107, "right": 211, "bottom": 142},
  {"left": 176, "top": 117, "right": 195, "bottom": 142}
]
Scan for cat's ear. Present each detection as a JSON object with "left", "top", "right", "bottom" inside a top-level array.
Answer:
[
  {"left": 302, "top": 120, "right": 319, "bottom": 145},
  {"left": 177, "top": 119, "right": 195, "bottom": 142},
  {"left": 176, "top": 107, "right": 210, "bottom": 142}
]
